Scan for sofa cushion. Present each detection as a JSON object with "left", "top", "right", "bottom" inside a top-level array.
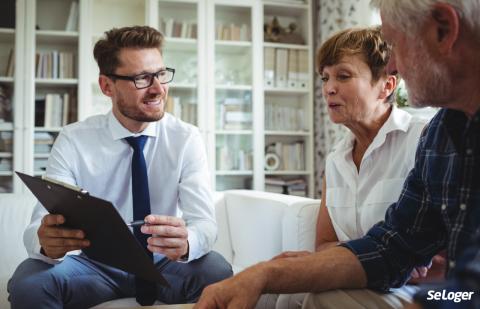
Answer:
[{"left": 0, "top": 193, "right": 37, "bottom": 308}]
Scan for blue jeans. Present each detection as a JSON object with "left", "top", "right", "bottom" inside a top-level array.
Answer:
[{"left": 8, "top": 251, "right": 232, "bottom": 309}]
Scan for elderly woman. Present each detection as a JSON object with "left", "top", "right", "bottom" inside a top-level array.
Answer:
[{"left": 258, "top": 26, "right": 443, "bottom": 309}]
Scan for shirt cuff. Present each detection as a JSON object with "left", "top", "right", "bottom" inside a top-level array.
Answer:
[
  {"left": 340, "top": 237, "right": 391, "bottom": 292},
  {"left": 185, "top": 227, "right": 201, "bottom": 262}
]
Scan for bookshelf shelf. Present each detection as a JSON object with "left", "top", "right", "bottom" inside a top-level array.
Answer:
[
  {"left": 263, "top": 2, "right": 309, "bottom": 15},
  {"left": 264, "top": 87, "right": 309, "bottom": 95},
  {"left": 265, "top": 170, "right": 311, "bottom": 176},
  {"left": 36, "top": 30, "right": 79, "bottom": 44},
  {"left": 35, "top": 78, "right": 78, "bottom": 86},
  {"left": 215, "top": 41, "right": 252, "bottom": 54},
  {"left": 216, "top": 170, "right": 253, "bottom": 176},
  {"left": 0, "top": 123, "right": 13, "bottom": 130},
  {"left": 34, "top": 153, "right": 50, "bottom": 159},
  {"left": 0, "top": 29, "right": 15, "bottom": 40},
  {"left": 0, "top": 152, "right": 13, "bottom": 158},
  {"left": 265, "top": 130, "right": 310, "bottom": 136},
  {"left": 0, "top": 77, "right": 14, "bottom": 83},
  {"left": 34, "top": 127, "right": 63, "bottom": 132},
  {"left": 216, "top": 130, "right": 253, "bottom": 135},
  {"left": 165, "top": 37, "right": 197, "bottom": 52},
  {"left": 215, "top": 84, "right": 252, "bottom": 91},
  {"left": 263, "top": 42, "right": 308, "bottom": 50},
  {"left": 171, "top": 83, "right": 196, "bottom": 89}
]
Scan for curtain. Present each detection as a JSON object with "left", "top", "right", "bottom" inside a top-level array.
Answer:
[{"left": 313, "top": 0, "right": 380, "bottom": 197}]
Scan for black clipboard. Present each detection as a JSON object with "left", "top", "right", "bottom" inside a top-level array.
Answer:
[{"left": 16, "top": 171, "right": 169, "bottom": 286}]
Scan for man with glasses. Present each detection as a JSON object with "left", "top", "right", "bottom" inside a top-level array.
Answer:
[{"left": 8, "top": 26, "right": 232, "bottom": 309}]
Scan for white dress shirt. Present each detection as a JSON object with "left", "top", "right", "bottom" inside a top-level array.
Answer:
[
  {"left": 325, "top": 106, "right": 427, "bottom": 241},
  {"left": 24, "top": 112, "right": 216, "bottom": 264}
]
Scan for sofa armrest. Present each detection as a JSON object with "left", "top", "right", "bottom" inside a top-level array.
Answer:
[
  {"left": 212, "top": 191, "right": 233, "bottom": 264},
  {"left": 282, "top": 201, "right": 320, "bottom": 252},
  {"left": 218, "top": 190, "right": 320, "bottom": 272}
]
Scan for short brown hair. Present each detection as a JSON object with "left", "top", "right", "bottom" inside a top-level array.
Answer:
[
  {"left": 316, "top": 26, "right": 392, "bottom": 83},
  {"left": 93, "top": 26, "right": 164, "bottom": 75}
]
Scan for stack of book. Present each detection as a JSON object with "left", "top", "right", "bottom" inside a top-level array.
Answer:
[
  {"left": 35, "top": 51, "right": 75, "bottom": 79},
  {"left": 216, "top": 145, "right": 253, "bottom": 171},
  {"left": 264, "top": 48, "right": 309, "bottom": 89},
  {"left": 160, "top": 18, "right": 198, "bottom": 39},
  {"left": 0, "top": 157, "right": 12, "bottom": 172},
  {"left": 0, "top": 131, "right": 13, "bottom": 152},
  {"left": 265, "top": 177, "right": 307, "bottom": 196},
  {"left": 218, "top": 97, "right": 252, "bottom": 130},
  {"left": 265, "top": 103, "right": 306, "bottom": 131},
  {"left": 35, "top": 93, "right": 74, "bottom": 128},
  {"left": 165, "top": 96, "right": 197, "bottom": 124},
  {"left": 216, "top": 23, "right": 250, "bottom": 41},
  {"left": 34, "top": 132, "right": 56, "bottom": 154}
]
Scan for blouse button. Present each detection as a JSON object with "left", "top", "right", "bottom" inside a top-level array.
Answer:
[
  {"left": 466, "top": 149, "right": 473, "bottom": 155},
  {"left": 449, "top": 260, "right": 456, "bottom": 268},
  {"left": 460, "top": 203, "right": 467, "bottom": 211},
  {"left": 441, "top": 204, "right": 447, "bottom": 210}
]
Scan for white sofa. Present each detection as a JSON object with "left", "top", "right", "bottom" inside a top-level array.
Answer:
[{"left": 0, "top": 190, "right": 320, "bottom": 308}]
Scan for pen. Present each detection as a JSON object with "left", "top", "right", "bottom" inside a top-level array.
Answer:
[{"left": 127, "top": 220, "right": 147, "bottom": 227}]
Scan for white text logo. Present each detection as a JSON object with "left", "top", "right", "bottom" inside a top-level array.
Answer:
[{"left": 426, "top": 290, "right": 474, "bottom": 303}]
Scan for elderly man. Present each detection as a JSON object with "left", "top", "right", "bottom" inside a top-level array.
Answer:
[{"left": 194, "top": 1, "right": 480, "bottom": 308}]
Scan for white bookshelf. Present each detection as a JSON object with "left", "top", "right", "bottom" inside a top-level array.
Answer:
[
  {"left": 0, "top": 2, "right": 19, "bottom": 193},
  {"left": 4, "top": 0, "right": 315, "bottom": 197}
]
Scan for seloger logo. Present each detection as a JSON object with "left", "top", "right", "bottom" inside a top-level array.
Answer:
[{"left": 427, "top": 290, "right": 475, "bottom": 303}]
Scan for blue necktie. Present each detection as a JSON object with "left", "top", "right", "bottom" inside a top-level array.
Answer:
[{"left": 125, "top": 136, "right": 157, "bottom": 306}]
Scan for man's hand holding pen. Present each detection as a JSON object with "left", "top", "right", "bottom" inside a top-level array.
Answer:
[
  {"left": 38, "top": 214, "right": 90, "bottom": 259},
  {"left": 138, "top": 215, "right": 189, "bottom": 261}
]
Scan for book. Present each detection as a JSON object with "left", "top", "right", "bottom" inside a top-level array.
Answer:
[
  {"left": 65, "top": 1, "right": 79, "bottom": 31},
  {"left": 275, "top": 49, "right": 288, "bottom": 87},
  {"left": 5, "top": 48, "right": 15, "bottom": 77},
  {"left": 287, "top": 49, "right": 298, "bottom": 88},
  {"left": 264, "top": 47, "right": 275, "bottom": 87},
  {"left": 297, "top": 50, "right": 309, "bottom": 88}
]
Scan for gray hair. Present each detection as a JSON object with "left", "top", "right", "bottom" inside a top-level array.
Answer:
[{"left": 370, "top": 0, "right": 480, "bottom": 36}]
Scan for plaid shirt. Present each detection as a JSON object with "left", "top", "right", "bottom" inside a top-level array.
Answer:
[{"left": 342, "top": 108, "right": 480, "bottom": 292}]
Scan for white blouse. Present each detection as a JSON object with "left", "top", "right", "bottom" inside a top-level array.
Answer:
[{"left": 325, "top": 106, "right": 428, "bottom": 241}]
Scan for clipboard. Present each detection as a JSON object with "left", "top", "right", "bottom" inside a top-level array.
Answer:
[{"left": 16, "top": 171, "right": 169, "bottom": 286}]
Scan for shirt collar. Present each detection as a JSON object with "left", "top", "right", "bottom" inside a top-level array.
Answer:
[
  {"left": 107, "top": 111, "right": 158, "bottom": 140},
  {"left": 337, "top": 105, "right": 412, "bottom": 157}
]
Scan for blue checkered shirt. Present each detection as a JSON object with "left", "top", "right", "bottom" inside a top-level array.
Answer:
[{"left": 342, "top": 108, "right": 480, "bottom": 292}]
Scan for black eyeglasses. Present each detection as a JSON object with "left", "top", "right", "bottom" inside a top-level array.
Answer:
[{"left": 106, "top": 67, "right": 175, "bottom": 89}]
